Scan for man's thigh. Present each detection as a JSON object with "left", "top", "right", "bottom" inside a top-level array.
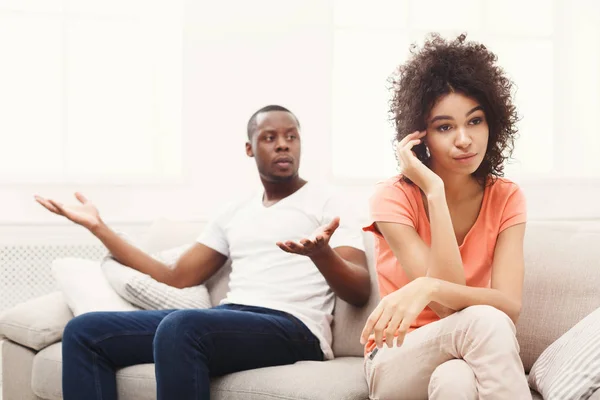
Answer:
[
  {"left": 160, "top": 305, "right": 323, "bottom": 376},
  {"left": 66, "top": 309, "right": 175, "bottom": 367}
]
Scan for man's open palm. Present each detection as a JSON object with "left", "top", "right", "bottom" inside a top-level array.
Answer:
[
  {"left": 277, "top": 217, "right": 340, "bottom": 257},
  {"left": 35, "top": 192, "right": 101, "bottom": 230}
]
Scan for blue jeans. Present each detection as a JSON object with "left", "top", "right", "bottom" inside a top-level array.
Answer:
[{"left": 62, "top": 304, "right": 323, "bottom": 400}]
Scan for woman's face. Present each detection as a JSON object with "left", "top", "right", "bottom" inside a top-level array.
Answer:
[{"left": 425, "top": 92, "right": 489, "bottom": 177}]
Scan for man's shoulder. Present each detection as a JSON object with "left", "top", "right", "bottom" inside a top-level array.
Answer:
[
  {"left": 303, "top": 181, "right": 337, "bottom": 198},
  {"left": 210, "top": 192, "right": 259, "bottom": 221}
]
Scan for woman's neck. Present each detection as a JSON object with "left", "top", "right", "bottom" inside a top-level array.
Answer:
[{"left": 436, "top": 171, "right": 483, "bottom": 204}]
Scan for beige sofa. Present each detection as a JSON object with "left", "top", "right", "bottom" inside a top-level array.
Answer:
[{"left": 2, "top": 221, "right": 600, "bottom": 399}]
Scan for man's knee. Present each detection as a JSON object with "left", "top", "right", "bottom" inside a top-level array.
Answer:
[
  {"left": 154, "top": 310, "right": 210, "bottom": 353},
  {"left": 63, "top": 312, "right": 103, "bottom": 345},
  {"left": 429, "top": 359, "right": 477, "bottom": 399}
]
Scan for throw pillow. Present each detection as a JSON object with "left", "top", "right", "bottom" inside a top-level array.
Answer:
[
  {"left": 0, "top": 291, "right": 73, "bottom": 350},
  {"left": 51, "top": 258, "right": 139, "bottom": 316},
  {"left": 528, "top": 306, "right": 600, "bottom": 400},
  {"left": 101, "top": 243, "right": 212, "bottom": 310}
]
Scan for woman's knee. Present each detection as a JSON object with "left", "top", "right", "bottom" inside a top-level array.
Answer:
[
  {"left": 429, "top": 359, "right": 477, "bottom": 399},
  {"left": 458, "top": 305, "right": 520, "bottom": 353},
  {"left": 460, "top": 305, "right": 515, "bottom": 333}
]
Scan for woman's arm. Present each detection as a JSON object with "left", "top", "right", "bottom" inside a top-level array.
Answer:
[
  {"left": 376, "top": 186, "right": 466, "bottom": 319},
  {"left": 427, "top": 223, "right": 526, "bottom": 323},
  {"left": 377, "top": 220, "right": 459, "bottom": 319},
  {"left": 422, "top": 187, "right": 467, "bottom": 284},
  {"left": 361, "top": 223, "right": 526, "bottom": 347}
]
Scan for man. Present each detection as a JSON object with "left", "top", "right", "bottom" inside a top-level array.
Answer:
[{"left": 35, "top": 105, "right": 371, "bottom": 400}]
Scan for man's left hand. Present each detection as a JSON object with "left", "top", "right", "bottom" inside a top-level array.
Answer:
[{"left": 277, "top": 217, "right": 340, "bottom": 257}]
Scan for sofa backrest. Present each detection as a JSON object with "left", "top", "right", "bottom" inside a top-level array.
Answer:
[
  {"left": 517, "top": 222, "right": 600, "bottom": 372},
  {"left": 205, "top": 222, "right": 600, "bottom": 364},
  {"left": 145, "top": 218, "right": 600, "bottom": 365}
]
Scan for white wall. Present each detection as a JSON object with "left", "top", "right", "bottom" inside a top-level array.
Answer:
[
  {"left": 0, "top": 0, "right": 335, "bottom": 228},
  {"left": 0, "top": 0, "right": 598, "bottom": 232}
]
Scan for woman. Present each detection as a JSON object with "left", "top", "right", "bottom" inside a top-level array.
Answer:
[{"left": 360, "top": 34, "right": 531, "bottom": 399}]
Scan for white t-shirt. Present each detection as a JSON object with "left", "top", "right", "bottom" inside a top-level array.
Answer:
[{"left": 196, "top": 182, "right": 365, "bottom": 360}]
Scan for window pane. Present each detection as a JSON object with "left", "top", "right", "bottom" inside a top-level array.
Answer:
[
  {"left": 66, "top": 0, "right": 151, "bottom": 18},
  {"left": 65, "top": 19, "right": 159, "bottom": 178},
  {"left": 558, "top": 0, "right": 600, "bottom": 178},
  {"left": 409, "top": 0, "right": 483, "bottom": 32},
  {"left": 332, "top": 30, "right": 410, "bottom": 179},
  {"left": 0, "top": 14, "right": 64, "bottom": 181},
  {"left": 334, "top": 0, "right": 409, "bottom": 29},
  {"left": 0, "top": 0, "right": 62, "bottom": 14},
  {"left": 485, "top": 0, "right": 553, "bottom": 36},
  {"left": 486, "top": 38, "right": 554, "bottom": 179}
]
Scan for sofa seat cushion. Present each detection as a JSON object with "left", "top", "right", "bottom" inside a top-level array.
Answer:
[
  {"left": 31, "top": 342, "right": 368, "bottom": 400},
  {"left": 210, "top": 357, "right": 368, "bottom": 400}
]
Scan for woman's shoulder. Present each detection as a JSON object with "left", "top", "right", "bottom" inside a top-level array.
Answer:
[
  {"left": 371, "top": 175, "right": 421, "bottom": 200},
  {"left": 487, "top": 176, "right": 522, "bottom": 197},
  {"left": 374, "top": 175, "right": 418, "bottom": 192},
  {"left": 486, "top": 176, "right": 526, "bottom": 211}
]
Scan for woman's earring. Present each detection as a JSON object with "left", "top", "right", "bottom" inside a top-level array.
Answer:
[{"left": 424, "top": 144, "right": 430, "bottom": 158}]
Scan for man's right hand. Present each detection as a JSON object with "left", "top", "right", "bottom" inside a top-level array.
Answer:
[{"left": 35, "top": 192, "right": 102, "bottom": 231}]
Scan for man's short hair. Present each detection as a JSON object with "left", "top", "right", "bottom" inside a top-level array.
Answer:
[{"left": 247, "top": 105, "right": 300, "bottom": 140}]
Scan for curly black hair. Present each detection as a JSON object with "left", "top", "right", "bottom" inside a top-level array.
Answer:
[{"left": 390, "top": 33, "right": 519, "bottom": 185}]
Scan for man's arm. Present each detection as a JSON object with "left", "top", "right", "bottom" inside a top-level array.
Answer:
[
  {"left": 309, "top": 245, "right": 370, "bottom": 307},
  {"left": 35, "top": 193, "right": 228, "bottom": 289},
  {"left": 277, "top": 217, "right": 371, "bottom": 307},
  {"left": 93, "top": 222, "right": 227, "bottom": 288}
]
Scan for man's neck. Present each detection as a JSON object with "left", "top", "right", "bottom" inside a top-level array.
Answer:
[{"left": 261, "top": 176, "right": 307, "bottom": 205}]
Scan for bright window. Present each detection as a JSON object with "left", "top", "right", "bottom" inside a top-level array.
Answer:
[
  {"left": 332, "top": 0, "right": 600, "bottom": 182},
  {"left": 0, "top": 0, "right": 183, "bottom": 183}
]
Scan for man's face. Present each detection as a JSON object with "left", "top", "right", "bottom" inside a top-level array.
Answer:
[{"left": 246, "top": 111, "right": 301, "bottom": 182}]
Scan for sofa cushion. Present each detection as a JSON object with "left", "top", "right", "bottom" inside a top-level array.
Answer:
[
  {"left": 31, "top": 342, "right": 368, "bottom": 400},
  {"left": 32, "top": 343, "right": 157, "bottom": 400},
  {"left": 211, "top": 357, "right": 368, "bottom": 400},
  {"left": 528, "top": 306, "right": 600, "bottom": 400},
  {"left": 0, "top": 292, "right": 72, "bottom": 351},
  {"left": 517, "top": 223, "right": 600, "bottom": 372},
  {"left": 102, "top": 245, "right": 211, "bottom": 311},
  {"left": 51, "top": 258, "right": 139, "bottom": 316}
]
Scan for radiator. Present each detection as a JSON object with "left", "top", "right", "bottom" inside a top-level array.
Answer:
[
  {"left": 0, "top": 223, "right": 153, "bottom": 394},
  {"left": 0, "top": 243, "right": 107, "bottom": 312},
  {"left": 0, "top": 244, "right": 105, "bottom": 393}
]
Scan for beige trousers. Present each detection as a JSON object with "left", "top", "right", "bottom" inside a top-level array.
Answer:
[{"left": 364, "top": 305, "right": 531, "bottom": 400}]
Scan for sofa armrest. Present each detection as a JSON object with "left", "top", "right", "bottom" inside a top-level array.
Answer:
[
  {"left": 2, "top": 340, "right": 43, "bottom": 400},
  {"left": 0, "top": 292, "right": 73, "bottom": 351}
]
